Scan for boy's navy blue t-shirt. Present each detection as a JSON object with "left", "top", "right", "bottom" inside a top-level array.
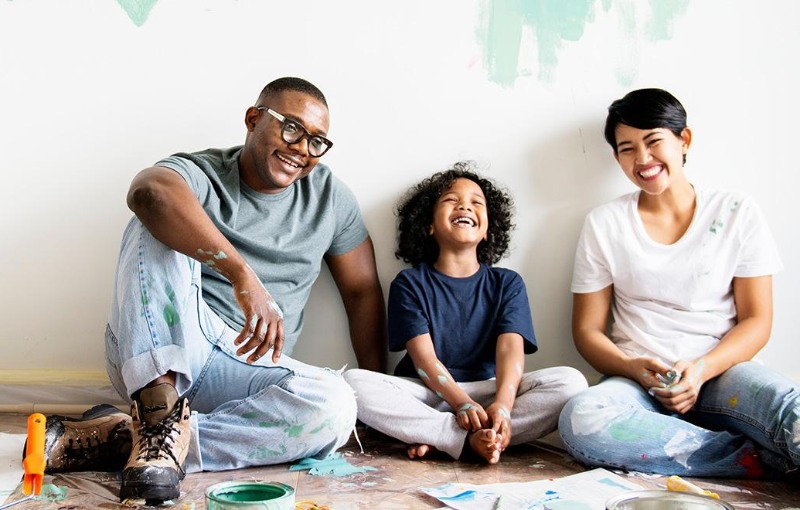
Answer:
[{"left": 388, "top": 263, "right": 537, "bottom": 382}]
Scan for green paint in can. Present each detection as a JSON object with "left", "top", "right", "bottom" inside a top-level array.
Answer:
[{"left": 205, "top": 481, "right": 295, "bottom": 510}]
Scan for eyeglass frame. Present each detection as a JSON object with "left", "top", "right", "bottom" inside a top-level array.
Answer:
[{"left": 256, "top": 106, "right": 334, "bottom": 157}]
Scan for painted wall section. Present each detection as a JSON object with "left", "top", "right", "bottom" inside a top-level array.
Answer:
[
  {"left": 478, "top": 0, "right": 689, "bottom": 86},
  {"left": 0, "top": 1, "right": 798, "bottom": 388},
  {"left": 115, "top": 0, "right": 158, "bottom": 27}
]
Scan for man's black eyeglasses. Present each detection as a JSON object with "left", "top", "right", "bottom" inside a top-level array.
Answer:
[{"left": 256, "top": 107, "right": 333, "bottom": 157}]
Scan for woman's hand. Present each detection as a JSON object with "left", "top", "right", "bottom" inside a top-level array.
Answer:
[
  {"left": 627, "top": 356, "right": 673, "bottom": 392},
  {"left": 649, "top": 359, "right": 707, "bottom": 414},
  {"left": 455, "top": 400, "right": 489, "bottom": 431}
]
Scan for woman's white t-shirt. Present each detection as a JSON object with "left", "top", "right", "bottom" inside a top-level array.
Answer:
[{"left": 571, "top": 188, "right": 783, "bottom": 365}]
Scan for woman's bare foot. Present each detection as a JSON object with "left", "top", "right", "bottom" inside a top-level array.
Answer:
[
  {"left": 468, "top": 429, "right": 502, "bottom": 464},
  {"left": 407, "top": 444, "right": 436, "bottom": 459}
]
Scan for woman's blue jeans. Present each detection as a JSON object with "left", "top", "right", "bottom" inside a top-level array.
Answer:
[
  {"left": 558, "top": 361, "right": 799, "bottom": 477},
  {"left": 104, "top": 218, "right": 357, "bottom": 472}
]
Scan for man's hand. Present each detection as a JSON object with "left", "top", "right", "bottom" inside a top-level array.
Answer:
[
  {"left": 455, "top": 400, "right": 489, "bottom": 431},
  {"left": 231, "top": 265, "right": 285, "bottom": 364}
]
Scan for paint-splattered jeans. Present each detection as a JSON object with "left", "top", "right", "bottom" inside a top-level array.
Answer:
[
  {"left": 104, "top": 218, "right": 357, "bottom": 472},
  {"left": 558, "top": 362, "right": 800, "bottom": 477}
]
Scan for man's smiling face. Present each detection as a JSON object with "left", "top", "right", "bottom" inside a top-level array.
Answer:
[{"left": 240, "top": 89, "right": 330, "bottom": 194}]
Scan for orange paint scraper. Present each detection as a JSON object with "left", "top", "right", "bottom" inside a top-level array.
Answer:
[{"left": 22, "top": 413, "right": 46, "bottom": 496}]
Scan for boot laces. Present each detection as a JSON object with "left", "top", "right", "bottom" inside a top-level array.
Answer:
[
  {"left": 136, "top": 404, "right": 184, "bottom": 470},
  {"left": 67, "top": 435, "right": 99, "bottom": 450}
]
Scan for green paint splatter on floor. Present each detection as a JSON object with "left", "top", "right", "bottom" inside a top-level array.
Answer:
[{"left": 290, "top": 452, "right": 378, "bottom": 477}]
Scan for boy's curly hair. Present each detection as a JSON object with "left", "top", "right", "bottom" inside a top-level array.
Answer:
[{"left": 395, "top": 161, "right": 515, "bottom": 266}]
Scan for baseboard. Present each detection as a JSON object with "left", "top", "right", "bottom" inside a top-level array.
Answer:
[{"left": 0, "top": 369, "right": 126, "bottom": 415}]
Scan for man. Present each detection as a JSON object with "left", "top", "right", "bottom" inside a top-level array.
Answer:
[{"left": 41, "top": 77, "right": 387, "bottom": 504}]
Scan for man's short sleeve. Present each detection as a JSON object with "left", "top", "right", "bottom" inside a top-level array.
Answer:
[
  {"left": 156, "top": 153, "right": 213, "bottom": 201},
  {"left": 327, "top": 175, "right": 369, "bottom": 256}
]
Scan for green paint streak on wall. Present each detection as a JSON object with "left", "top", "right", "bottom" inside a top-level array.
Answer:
[
  {"left": 115, "top": 0, "right": 158, "bottom": 27},
  {"left": 615, "top": 0, "right": 637, "bottom": 87},
  {"left": 478, "top": 0, "right": 689, "bottom": 86},
  {"left": 647, "top": 0, "right": 689, "bottom": 41},
  {"left": 479, "top": 0, "right": 524, "bottom": 87},
  {"left": 480, "top": 0, "right": 595, "bottom": 85},
  {"left": 520, "top": 0, "right": 596, "bottom": 81},
  {"left": 616, "top": 0, "right": 637, "bottom": 37}
]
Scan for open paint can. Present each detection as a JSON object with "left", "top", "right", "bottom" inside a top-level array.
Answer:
[
  {"left": 606, "top": 490, "right": 734, "bottom": 510},
  {"left": 205, "top": 481, "right": 295, "bottom": 510}
]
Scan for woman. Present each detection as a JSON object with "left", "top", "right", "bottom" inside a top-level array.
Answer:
[{"left": 558, "top": 88, "right": 798, "bottom": 477}]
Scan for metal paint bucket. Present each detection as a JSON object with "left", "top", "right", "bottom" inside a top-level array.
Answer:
[
  {"left": 205, "top": 481, "right": 295, "bottom": 510},
  {"left": 606, "top": 490, "right": 734, "bottom": 510}
]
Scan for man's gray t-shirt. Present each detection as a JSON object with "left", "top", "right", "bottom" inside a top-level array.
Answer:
[{"left": 157, "top": 146, "right": 369, "bottom": 354}]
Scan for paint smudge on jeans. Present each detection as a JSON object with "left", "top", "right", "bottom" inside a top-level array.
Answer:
[
  {"left": 163, "top": 283, "right": 180, "bottom": 326},
  {"left": 609, "top": 414, "right": 664, "bottom": 442},
  {"left": 664, "top": 429, "right": 702, "bottom": 469},
  {"left": 737, "top": 447, "right": 764, "bottom": 478},
  {"left": 570, "top": 398, "right": 636, "bottom": 437}
]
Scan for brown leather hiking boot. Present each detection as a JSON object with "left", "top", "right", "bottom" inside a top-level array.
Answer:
[
  {"left": 120, "top": 384, "right": 191, "bottom": 504},
  {"left": 34, "top": 404, "right": 132, "bottom": 473}
]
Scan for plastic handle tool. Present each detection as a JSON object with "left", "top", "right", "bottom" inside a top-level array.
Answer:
[
  {"left": 666, "top": 475, "right": 719, "bottom": 499},
  {"left": 22, "top": 413, "right": 46, "bottom": 496}
]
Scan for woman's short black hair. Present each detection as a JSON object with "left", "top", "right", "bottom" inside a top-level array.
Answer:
[
  {"left": 604, "top": 88, "right": 687, "bottom": 162},
  {"left": 395, "top": 161, "right": 514, "bottom": 266}
]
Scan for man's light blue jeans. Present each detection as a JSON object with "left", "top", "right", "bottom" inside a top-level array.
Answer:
[
  {"left": 104, "top": 218, "right": 357, "bottom": 472},
  {"left": 558, "top": 362, "right": 799, "bottom": 477}
]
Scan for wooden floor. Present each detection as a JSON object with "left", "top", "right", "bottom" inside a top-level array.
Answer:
[{"left": 2, "top": 413, "right": 799, "bottom": 509}]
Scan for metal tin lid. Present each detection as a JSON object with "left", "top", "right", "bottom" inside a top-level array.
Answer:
[{"left": 606, "top": 490, "right": 734, "bottom": 510}]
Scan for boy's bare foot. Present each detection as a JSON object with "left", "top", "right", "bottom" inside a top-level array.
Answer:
[
  {"left": 407, "top": 444, "right": 436, "bottom": 459},
  {"left": 468, "top": 429, "right": 502, "bottom": 464}
]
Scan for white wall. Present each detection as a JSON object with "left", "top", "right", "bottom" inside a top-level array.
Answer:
[{"left": 1, "top": 1, "right": 798, "bottom": 391}]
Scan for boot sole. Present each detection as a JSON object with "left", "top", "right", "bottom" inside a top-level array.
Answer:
[
  {"left": 121, "top": 465, "right": 184, "bottom": 503},
  {"left": 120, "top": 480, "right": 180, "bottom": 503}
]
